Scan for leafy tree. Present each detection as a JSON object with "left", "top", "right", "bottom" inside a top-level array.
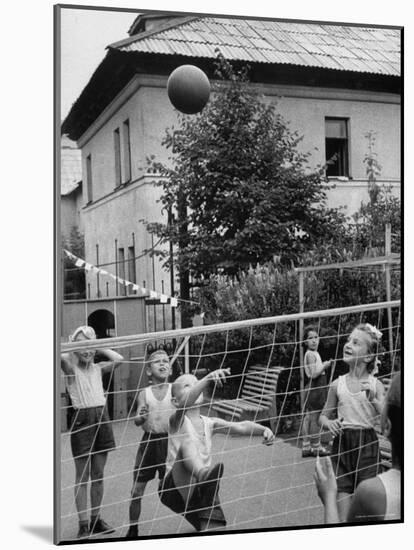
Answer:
[
  {"left": 353, "top": 132, "right": 401, "bottom": 255},
  {"left": 352, "top": 185, "right": 401, "bottom": 255},
  {"left": 143, "top": 55, "right": 348, "bottom": 323},
  {"left": 363, "top": 131, "right": 382, "bottom": 205}
]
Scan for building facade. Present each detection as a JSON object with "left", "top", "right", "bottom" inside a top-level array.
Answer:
[
  {"left": 60, "top": 135, "right": 83, "bottom": 240},
  {"left": 62, "top": 13, "right": 401, "bottom": 326}
]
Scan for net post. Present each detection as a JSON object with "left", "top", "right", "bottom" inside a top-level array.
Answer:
[
  {"left": 385, "top": 223, "right": 394, "bottom": 354},
  {"left": 184, "top": 339, "right": 190, "bottom": 374},
  {"left": 298, "top": 271, "right": 304, "bottom": 410}
]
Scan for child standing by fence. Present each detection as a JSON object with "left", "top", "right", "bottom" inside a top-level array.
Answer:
[
  {"left": 61, "top": 326, "right": 124, "bottom": 539},
  {"left": 319, "top": 323, "right": 386, "bottom": 522},
  {"left": 301, "top": 326, "right": 332, "bottom": 457},
  {"left": 126, "top": 348, "right": 173, "bottom": 538},
  {"left": 315, "top": 371, "right": 400, "bottom": 523}
]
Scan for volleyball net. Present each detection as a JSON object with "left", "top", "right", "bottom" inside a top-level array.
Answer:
[{"left": 57, "top": 299, "right": 401, "bottom": 541}]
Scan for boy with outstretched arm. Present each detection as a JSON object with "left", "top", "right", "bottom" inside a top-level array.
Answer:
[{"left": 159, "top": 368, "right": 275, "bottom": 531}]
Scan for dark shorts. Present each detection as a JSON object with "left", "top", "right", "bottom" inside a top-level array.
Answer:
[
  {"left": 70, "top": 407, "right": 115, "bottom": 459},
  {"left": 331, "top": 428, "right": 379, "bottom": 494},
  {"left": 159, "top": 470, "right": 226, "bottom": 531},
  {"left": 304, "top": 374, "right": 328, "bottom": 412},
  {"left": 133, "top": 432, "right": 168, "bottom": 484}
]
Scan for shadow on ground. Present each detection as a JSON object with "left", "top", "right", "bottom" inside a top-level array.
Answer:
[{"left": 21, "top": 525, "right": 53, "bottom": 543}]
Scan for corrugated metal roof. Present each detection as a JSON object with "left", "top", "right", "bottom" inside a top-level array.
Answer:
[
  {"left": 61, "top": 135, "right": 82, "bottom": 195},
  {"left": 111, "top": 17, "right": 400, "bottom": 76}
]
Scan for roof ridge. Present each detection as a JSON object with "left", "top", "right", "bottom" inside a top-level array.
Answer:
[{"left": 107, "top": 15, "right": 202, "bottom": 50}]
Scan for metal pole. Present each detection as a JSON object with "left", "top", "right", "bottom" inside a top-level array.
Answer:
[
  {"left": 184, "top": 340, "right": 190, "bottom": 374},
  {"left": 132, "top": 232, "right": 136, "bottom": 295},
  {"left": 168, "top": 208, "right": 176, "bottom": 330},
  {"left": 385, "top": 223, "right": 394, "bottom": 354},
  {"left": 152, "top": 234, "right": 157, "bottom": 332},
  {"left": 115, "top": 239, "right": 119, "bottom": 296},
  {"left": 63, "top": 300, "right": 401, "bottom": 353},
  {"left": 162, "top": 280, "right": 166, "bottom": 331},
  {"left": 299, "top": 271, "right": 305, "bottom": 409},
  {"left": 96, "top": 243, "right": 100, "bottom": 298}
]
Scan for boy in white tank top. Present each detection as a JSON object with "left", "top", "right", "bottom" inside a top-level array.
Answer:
[
  {"left": 159, "top": 368, "right": 275, "bottom": 531},
  {"left": 61, "top": 326, "right": 124, "bottom": 539},
  {"left": 315, "top": 360, "right": 401, "bottom": 523},
  {"left": 126, "top": 349, "right": 173, "bottom": 538}
]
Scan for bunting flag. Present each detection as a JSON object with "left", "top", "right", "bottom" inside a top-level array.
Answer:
[
  {"left": 63, "top": 248, "right": 179, "bottom": 307},
  {"left": 75, "top": 258, "right": 85, "bottom": 268}
]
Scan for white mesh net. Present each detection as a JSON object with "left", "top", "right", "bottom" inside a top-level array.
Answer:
[{"left": 58, "top": 300, "right": 400, "bottom": 541}]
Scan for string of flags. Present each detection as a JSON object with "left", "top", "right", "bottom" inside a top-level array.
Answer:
[{"left": 64, "top": 249, "right": 179, "bottom": 307}]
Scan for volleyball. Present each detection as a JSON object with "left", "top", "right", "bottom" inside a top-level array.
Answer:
[{"left": 167, "top": 65, "right": 210, "bottom": 114}]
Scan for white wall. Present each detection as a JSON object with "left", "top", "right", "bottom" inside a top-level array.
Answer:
[{"left": 77, "top": 77, "right": 400, "bottom": 299}]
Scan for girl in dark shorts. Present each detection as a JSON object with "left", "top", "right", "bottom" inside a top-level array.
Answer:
[
  {"left": 319, "top": 323, "right": 386, "bottom": 522},
  {"left": 301, "top": 327, "right": 332, "bottom": 457},
  {"left": 61, "top": 326, "right": 124, "bottom": 539}
]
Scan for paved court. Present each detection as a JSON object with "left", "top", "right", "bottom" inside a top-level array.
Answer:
[{"left": 59, "top": 420, "right": 324, "bottom": 542}]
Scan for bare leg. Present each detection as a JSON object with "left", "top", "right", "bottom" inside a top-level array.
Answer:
[
  {"left": 309, "top": 411, "right": 322, "bottom": 449},
  {"left": 129, "top": 481, "right": 147, "bottom": 526},
  {"left": 337, "top": 492, "right": 353, "bottom": 522},
  {"left": 302, "top": 412, "right": 311, "bottom": 448},
  {"left": 90, "top": 452, "right": 107, "bottom": 520},
  {"left": 74, "top": 457, "right": 90, "bottom": 523},
  {"left": 199, "top": 519, "right": 223, "bottom": 531}
]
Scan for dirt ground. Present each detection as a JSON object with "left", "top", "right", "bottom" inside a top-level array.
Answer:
[{"left": 59, "top": 420, "right": 324, "bottom": 542}]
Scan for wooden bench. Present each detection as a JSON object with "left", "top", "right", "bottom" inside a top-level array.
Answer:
[{"left": 211, "top": 365, "right": 283, "bottom": 432}]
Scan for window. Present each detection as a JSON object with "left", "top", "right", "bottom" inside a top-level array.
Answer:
[
  {"left": 86, "top": 154, "right": 93, "bottom": 203},
  {"left": 325, "top": 118, "right": 349, "bottom": 177},
  {"left": 118, "top": 247, "right": 126, "bottom": 296},
  {"left": 128, "top": 245, "right": 137, "bottom": 294},
  {"left": 122, "top": 119, "right": 132, "bottom": 183},
  {"left": 114, "top": 128, "right": 122, "bottom": 187}
]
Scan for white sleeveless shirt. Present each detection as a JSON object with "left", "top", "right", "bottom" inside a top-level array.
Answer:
[
  {"left": 141, "top": 385, "right": 172, "bottom": 433},
  {"left": 304, "top": 350, "right": 323, "bottom": 378},
  {"left": 66, "top": 363, "right": 106, "bottom": 409},
  {"left": 165, "top": 415, "right": 215, "bottom": 474},
  {"left": 337, "top": 374, "right": 378, "bottom": 429},
  {"left": 378, "top": 468, "right": 401, "bottom": 520}
]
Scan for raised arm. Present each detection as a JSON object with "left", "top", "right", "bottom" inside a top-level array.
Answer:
[
  {"left": 96, "top": 348, "right": 124, "bottom": 374},
  {"left": 314, "top": 456, "right": 340, "bottom": 524},
  {"left": 61, "top": 352, "right": 74, "bottom": 376},
  {"left": 304, "top": 351, "right": 326, "bottom": 379},
  {"left": 170, "top": 369, "right": 229, "bottom": 430},
  {"left": 179, "top": 369, "right": 228, "bottom": 410}
]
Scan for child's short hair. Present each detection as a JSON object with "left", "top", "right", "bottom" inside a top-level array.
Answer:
[
  {"left": 69, "top": 325, "right": 96, "bottom": 342},
  {"left": 302, "top": 325, "right": 319, "bottom": 349},
  {"left": 355, "top": 323, "right": 383, "bottom": 372},
  {"left": 147, "top": 349, "right": 169, "bottom": 363},
  {"left": 146, "top": 343, "right": 170, "bottom": 365}
]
